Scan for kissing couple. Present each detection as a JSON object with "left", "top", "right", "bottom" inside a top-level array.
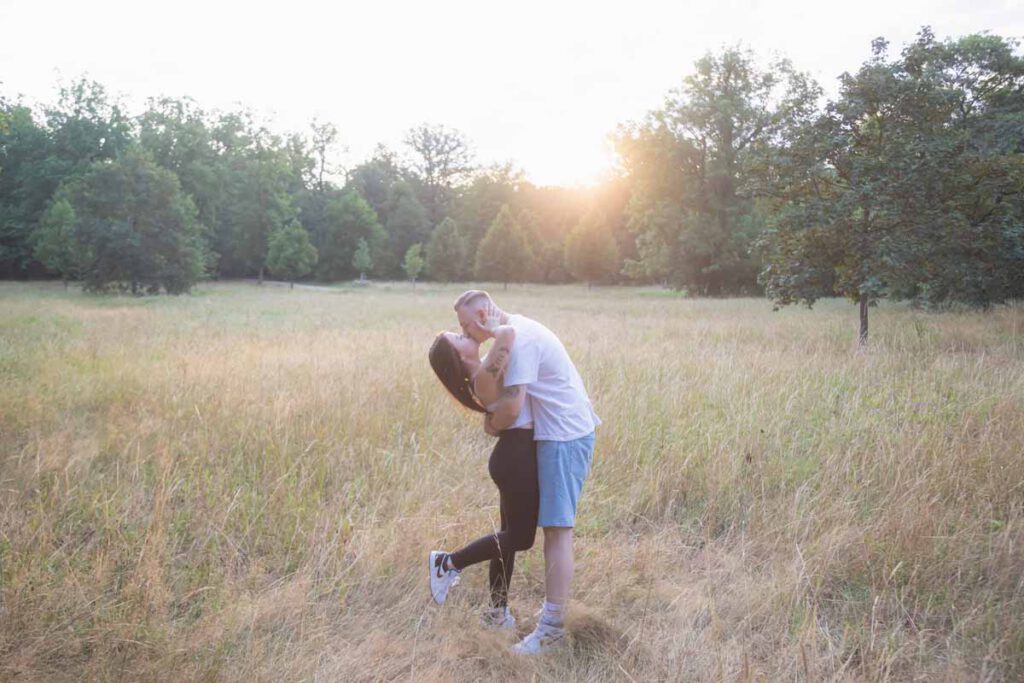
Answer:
[{"left": 427, "top": 290, "right": 600, "bottom": 655}]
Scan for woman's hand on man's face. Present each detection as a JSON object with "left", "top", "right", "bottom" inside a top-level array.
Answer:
[{"left": 482, "top": 302, "right": 502, "bottom": 333}]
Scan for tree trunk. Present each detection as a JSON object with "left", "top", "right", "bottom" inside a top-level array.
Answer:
[
  {"left": 290, "top": 281, "right": 294, "bottom": 290},
  {"left": 503, "top": 281, "right": 508, "bottom": 291},
  {"left": 258, "top": 266, "right": 264, "bottom": 285},
  {"left": 859, "top": 293, "right": 869, "bottom": 346}
]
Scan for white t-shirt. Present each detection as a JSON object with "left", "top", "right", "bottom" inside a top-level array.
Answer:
[{"left": 503, "top": 314, "right": 601, "bottom": 441}]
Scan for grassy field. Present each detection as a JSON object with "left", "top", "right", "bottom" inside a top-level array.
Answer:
[{"left": 0, "top": 281, "right": 1021, "bottom": 681}]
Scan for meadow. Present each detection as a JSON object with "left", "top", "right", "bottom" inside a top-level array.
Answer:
[{"left": 0, "top": 281, "right": 1021, "bottom": 682}]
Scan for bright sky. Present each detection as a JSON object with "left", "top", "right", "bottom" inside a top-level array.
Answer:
[{"left": 1, "top": 0, "right": 1021, "bottom": 186}]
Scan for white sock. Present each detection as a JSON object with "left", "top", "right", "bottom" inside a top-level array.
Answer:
[
  {"left": 540, "top": 601, "right": 564, "bottom": 628},
  {"left": 443, "top": 554, "right": 459, "bottom": 573}
]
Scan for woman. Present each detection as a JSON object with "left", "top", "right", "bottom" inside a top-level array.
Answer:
[{"left": 426, "top": 302, "right": 537, "bottom": 630}]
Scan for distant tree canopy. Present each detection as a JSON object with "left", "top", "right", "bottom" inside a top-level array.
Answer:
[{"left": 0, "top": 28, "right": 1021, "bottom": 313}]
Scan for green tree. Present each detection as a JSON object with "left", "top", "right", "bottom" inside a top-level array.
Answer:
[
  {"left": 454, "top": 163, "right": 522, "bottom": 267},
  {"left": 267, "top": 220, "right": 317, "bottom": 288},
  {"left": 309, "top": 119, "right": 340, "bottom": 193},
  {"left": 615, "top": 47, "right": 820, "bottom": 294},
  {"left": 402, "top": 243, "right": 425, "bottom": 286},
  {"left": 206, "top": 111, "right": 300, "bottom": 281},
  {"left": 316, "top": 189, "right": 385, "bottom": 281},
  {"left": 32, "top": 197, "right": 79, "bottom": 287},
  {"left": 425, "top": 216, "right": 465, "bottom": 282},
  {"left": 383, "top": 180, "right": 430, "bottom": 276},
  {"left": 474, "top": 205, "right": 533, "bottom": 290},
  {"left": 352, "top": 238, "right": 373, "bottom": 282},
  {"left": 760, "top": 29, "right": 1024, "bottom": 343},
  {"left": 138, "top": 97, "right": 222, "bottom": 239},
  {"left": 565, "top": 210, "right": 620, "bottom": 288},
  {"left": 345, "top": 144, "right": 404, "bottom": 221},
  {"left": 62, "top": 147, "right": 207, "bottom": 294},
  {"left": 0, "top": 101, "right": 53, "bottom": 276},
  {"left": 404, "top": 124, "right": 474, "bottom": 225}
]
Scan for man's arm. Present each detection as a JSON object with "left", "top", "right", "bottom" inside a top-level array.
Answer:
[
  {"left": 485, "top": 384, "right": 526, "bottom": 434},
  {"left": 473, "top": 325, "right": 515, "bottom": 406}
]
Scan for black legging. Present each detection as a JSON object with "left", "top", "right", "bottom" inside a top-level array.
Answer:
[{"left": 448, "top": 428, "right": 538, "bottom": 607}]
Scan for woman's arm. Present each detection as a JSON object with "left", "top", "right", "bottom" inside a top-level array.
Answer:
[
  {"left": 486, "top": 384, "right": 526, "bottom": 433},
  {"left": 472, "top": 325, "right": 515, "bottom": 406}
]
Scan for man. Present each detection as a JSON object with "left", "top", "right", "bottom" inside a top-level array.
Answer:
[{"left": 455, "top": 290, "right": 600, "bottom": 655}]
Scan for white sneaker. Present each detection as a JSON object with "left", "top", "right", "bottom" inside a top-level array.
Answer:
[
  {"left": 428, "top": 550, "right": 460, "bottom": 604},
  {"left": 481, "top": 606, "right": 516, "bottom": 631},
  {"left": 511, "top": 621, "right": 566, "bottom": 655}
]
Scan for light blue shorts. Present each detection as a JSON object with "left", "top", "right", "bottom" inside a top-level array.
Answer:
[{"left": 537, "top": 432, "right": 596, "bottom": 528}]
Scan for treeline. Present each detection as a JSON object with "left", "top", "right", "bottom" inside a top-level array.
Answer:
[
  {"left": 0, "top": 81, "right": 629, "bottom": 293},
  {"left": 2, "top": 28, "right": 1022, "bottom": 321}
]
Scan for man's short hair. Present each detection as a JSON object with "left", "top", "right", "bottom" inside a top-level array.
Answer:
[{"left": 453, "top": 290, "right": 491, "bottom": 311}]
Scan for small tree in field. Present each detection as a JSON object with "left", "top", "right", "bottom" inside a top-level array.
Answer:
[
  {"left": 267, "top": 220, "right": 317, "bottom": 288},
  {"left": 474, "top": 205, "right": 533, "bottom": 290},
  {"left": 402, "top": 243, "right": 425, "bottom": 287},
  {"left": 33, "top": 197, "right": 79, "bottom": 288},
  {"left": 352, "top": 237, "right": 373, "bottom": 282},
  {"left": 425, "top": 217, "right": 465, "bottom": 282},
  {"left": 564, "top": 210, "right": 620, "bottom": 288}
]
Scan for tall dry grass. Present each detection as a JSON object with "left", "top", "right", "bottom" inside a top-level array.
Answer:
[{"left": 0, "top": 281, "right": 1021, "bottom": 681}]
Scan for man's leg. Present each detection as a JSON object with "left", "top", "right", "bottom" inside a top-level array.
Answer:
[
  {"left": 513, "top": 433, "right": 594, "bottom": 654},
  {"left": 542, "top": 526, "right": 573, "bottom": 605}
]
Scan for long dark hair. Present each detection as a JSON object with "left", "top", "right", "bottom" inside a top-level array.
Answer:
[{"left": 429, "top": 333, "right": 486, "bottom": 413}]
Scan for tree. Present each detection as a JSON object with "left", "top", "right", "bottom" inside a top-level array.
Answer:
[
  {"left": 209, "top": 113, "right": 300, "bottom": 281},
  {"left": 474, "top": 205, "right": 534, "bottom": 290},
  {"left": 267, "top": 220, "right": 317, "bottom": 288},
  {"left": 310, "top": 119, "right": 340, "bottom": 193},
  {"left": 383, "top": 180, "right": 430, "bottom": 276},
  {"left": 32, "top": 197, "right": 79, "bottom": 287},
  {"left": 402, "top": 243, "right": 425, "bottom": 286},
  {"left": 565, "top": 210, "right": 620, "bottom": 288},
  {"left": 61, "top": 147, "right": 207, "bottom": 294},
  {"left": 352, "top": 238, "right": 373, "bottom": 282},
  {"left": 138, "top": 97, "right": 223, "bottom": 242},
  {"left": 44, "top": 78, "right": 133, "bottom": 179},
  {"left": 615, "top": 47, "right": 820, "bottom": 294},
  {"left": 0, "top": 101, "right": 53, "bottom": 276},
  {"left": 759, "top": 29, "right": 1024, "bottom": 343},
  {"left": 315, "top": 189, "right": 386, "bottom": 281},
  {"left": 345, "top": 144, "right": 404, "bottom": 220},
  {"left": 454, "top": 163, "right": 522, "bottom": 266},
  {"left": 404, "top": 124, "right": 474, "bottom": 224},
  {"left": 425, "top": 216, "right": 466, "bottom": 282}
]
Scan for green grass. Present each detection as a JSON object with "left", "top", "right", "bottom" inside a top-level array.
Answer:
[{"left": 0, "top": 280, "right": 1021, "bottom": 681}]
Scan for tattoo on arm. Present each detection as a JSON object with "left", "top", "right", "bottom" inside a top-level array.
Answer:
[
  {"left": 501, "top": 385, "right": 521, "bottom": 398},
  {"left": 485, "top": 346, "right": 511, "bottom": 378}
]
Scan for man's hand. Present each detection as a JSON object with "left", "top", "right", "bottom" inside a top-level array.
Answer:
[{"left": 483, "top": 412, "right": 500, "bottom": 437}]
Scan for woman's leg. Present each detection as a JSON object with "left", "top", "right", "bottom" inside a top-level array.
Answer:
[
  {"left": 488, "top": 496, "right": 512, "bottom": 607},
  {"left": 447, "top": 485, "right": 539, "bottom": 600},
  {"left": 487, "top": 485, "right": 540, "bottom": 607}
]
